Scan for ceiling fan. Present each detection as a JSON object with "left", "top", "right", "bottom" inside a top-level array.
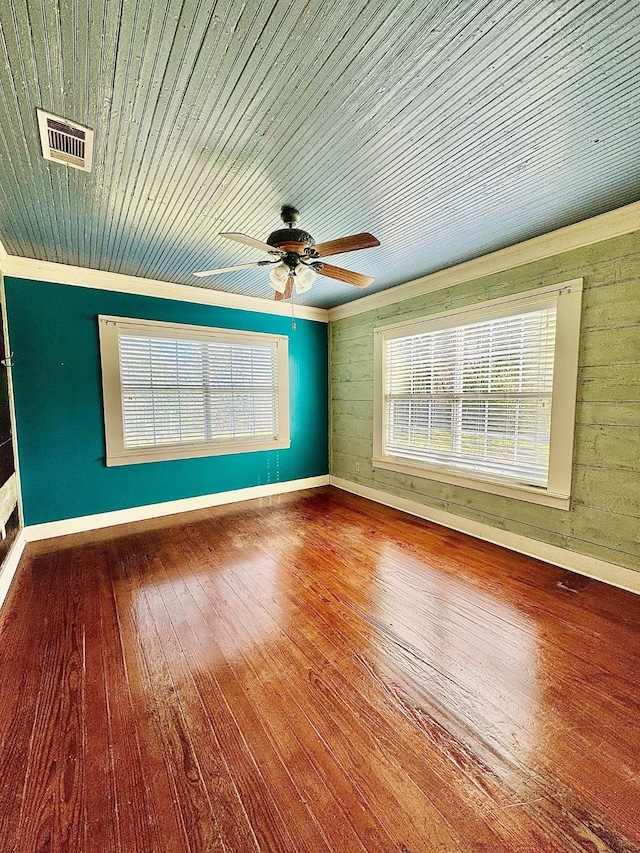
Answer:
[{"left": 194, "top": 206, "right": 380, "bottom": 300}]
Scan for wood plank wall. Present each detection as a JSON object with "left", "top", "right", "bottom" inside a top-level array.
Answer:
[{"left": 329, "top": 231, "right": 640, "bottom": 572}]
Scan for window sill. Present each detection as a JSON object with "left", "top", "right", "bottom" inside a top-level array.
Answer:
[
  {"left": 372, "top": 455, "right": 570, "bottom": 510},
  {"left": 106, "top": 437, "right": 291, "bottom": 467}
]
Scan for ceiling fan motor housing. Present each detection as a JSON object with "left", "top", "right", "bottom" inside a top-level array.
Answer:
[
  {"left": 266, "top": 204, "right": 316, "bottom": 252},
  {"left": 266, "top": 227, "right": 315, "bottom": 250}
]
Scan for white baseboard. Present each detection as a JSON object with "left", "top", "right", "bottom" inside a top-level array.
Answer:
[
  {"left": 24, "top": 476, "right": 330, "bottom": 542},
  {"left": 0, "top": 529, "right": 26, "bottom": 612},
  {"left": 330, "top": 476, "right": 640, "bottom": 596}
]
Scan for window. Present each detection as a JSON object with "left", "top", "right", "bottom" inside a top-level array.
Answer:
[
  {"left": 373, "top": 281, "right": 583, "bottom": 508},
  {"left": 99, "top": 316, "right": 290, "bottom": 466}
]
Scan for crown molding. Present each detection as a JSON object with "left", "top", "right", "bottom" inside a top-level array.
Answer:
[
  {"left": 328, "top": 199, "right": 640, "bottom": 321},
  {"left": 2, "top": 255, "right": 329, "bottom": 323},
  {"left": 4, "top": 198, "right": 640, "bottom": 324}
]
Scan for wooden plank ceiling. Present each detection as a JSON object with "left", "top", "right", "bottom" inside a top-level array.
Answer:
[{"left": 0, "top": 0, "right": 639, "bottom": 309}]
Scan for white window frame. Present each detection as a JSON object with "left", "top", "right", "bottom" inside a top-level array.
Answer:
[
  {"left": 373, "top": 280, "right": 583, "bottom": 509},
  {"left": 99, "top": 315, "right": 290, "bottom": 466}
]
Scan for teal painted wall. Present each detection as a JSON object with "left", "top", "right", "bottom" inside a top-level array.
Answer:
[
  {"left": 4, "top": 277, "right": 328, "bottom": 525},
  {"left": 330, "top": 231, "right": 640, "bottom": 573}
]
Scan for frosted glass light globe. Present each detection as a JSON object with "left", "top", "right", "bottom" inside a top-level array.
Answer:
[
  {"left": 269, "top": 263, "right": 289, "bottom": 293},
  {"left": 295, "top": 265, "right": 316, "bottom": 294}
]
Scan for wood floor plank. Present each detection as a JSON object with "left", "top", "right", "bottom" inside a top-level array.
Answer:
[
  {"left": 187, "top": 522, "right": 555, "bottom": 852},
  {"left": 150, "top": 546, "right": 337, "bottom": 853},
  {"left": 112, "top": 540, "right": 227, "bottom": 853},
  {"left": 15, "top": 549, "right": 85, "bottom": 853},
  {"left": 162, "top": 535, "right": 401, "bottom": 853},
  {"left": 0, "top": 554, "right": 62, "bottom": 850},
  {"left": 82, "top": 561, "right": 120, "bottom": 852},
  {"left": 1, "top": 487, "right": 640, "bottom": 851},
  {"left": 100, "top": 543, "right": 183, "bottom": 853}
]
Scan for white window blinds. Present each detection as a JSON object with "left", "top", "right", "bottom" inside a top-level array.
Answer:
[
  {"left": 118, "top": 334, "right": 279, "bottom": 449},
  {"left": 384, "top": 305, "right": 557, "bottom": 487},
  {"left": 99, "top": 315, "right": 290, "bottom": 466}
]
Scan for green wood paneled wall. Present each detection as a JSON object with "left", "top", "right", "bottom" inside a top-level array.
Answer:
[{"left": 329, "top": 232, "right": 640, "bottom": 572}]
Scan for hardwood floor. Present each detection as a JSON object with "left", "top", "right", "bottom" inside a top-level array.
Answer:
[{"left": 1, "top": 486, "right": 639, "bottom": 852}]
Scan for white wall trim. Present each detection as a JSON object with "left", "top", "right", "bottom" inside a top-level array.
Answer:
[
  {"left": 0, "top": 240, "right": 8, "bottom": 265},
  {"left": 330, "top": 476, "right": 640, "bottom": 596},
  {"left": 24, "top": 475, "right": 330, "bottom": 541},
  {"left": 328, "top": 199, "right": 640, "bottom": 321},
  {"left": 0, "top": 530, "right": 26, "bottom": 612},
  {"left": 2, "top": 256, "right": 329, "bottom": 323}
]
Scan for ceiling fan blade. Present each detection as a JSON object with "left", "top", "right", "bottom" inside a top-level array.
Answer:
[
  {"left": 193, "top": 261, "right": 267, "bottom": 277},
  {"left": 220, "top": 232, "right": 282, "bottom": 254},
  {"left": 312, "top": 232, "right": 380, "bottom": 258},
  {"left": 275, "top": 274, "right": 294, "bottom": 301},
  {"left": 318, "top": 262, "right": 374, "bottom": 288}
]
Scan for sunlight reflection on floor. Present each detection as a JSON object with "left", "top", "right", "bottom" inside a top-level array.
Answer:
[
  {"left": 372, "top": 544, "right": 539, "bottom": 771},
  {"left": 131, "top": 553, "right": 285, "bottom": 671}
]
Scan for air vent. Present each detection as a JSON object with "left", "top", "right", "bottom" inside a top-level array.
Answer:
[{"left": 36, "top": 109, "right": 93, "bottom": 172}]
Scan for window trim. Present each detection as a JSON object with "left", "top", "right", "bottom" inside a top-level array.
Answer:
[
  {"left": 99, "top": 315, "right": 290, "bottom": 466},
  {"left": 372, "top": 280, "right": 583, "bottom": 510}
]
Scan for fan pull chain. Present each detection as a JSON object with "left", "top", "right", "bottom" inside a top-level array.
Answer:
[{"left": 291, "top": 284, "right": 296, "bottom": 330}]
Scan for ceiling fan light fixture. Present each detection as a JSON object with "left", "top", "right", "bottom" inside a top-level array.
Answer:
[
  {"left": 269, "top": 262, "right": 289, "bottom": 293},
  {"left": 295, "top": 264, "right": 316, "bottom": 294},
  {"left": 198, "top": 208, "right": 379, "bottom": 299}
]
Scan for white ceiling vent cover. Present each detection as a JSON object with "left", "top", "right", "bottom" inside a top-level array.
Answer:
[{"left": 36, "top": 108, "right": 93, "bottom": 172}]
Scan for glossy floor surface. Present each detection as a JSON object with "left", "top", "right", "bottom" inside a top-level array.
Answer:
[{"left": 1, "top": 488, "right": 639, "bottom": 852}]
